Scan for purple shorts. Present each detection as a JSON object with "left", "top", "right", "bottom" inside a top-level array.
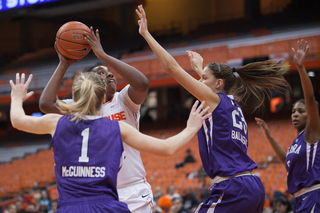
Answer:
[
  {"left": 57, "top": 195, "right": 130, "bottom": 213},
  {"left": 294, "top": 188, "right": 320, "bottom": 213},
  {"left": 194, "top": 175, "right": 265, "bottom": 213}
]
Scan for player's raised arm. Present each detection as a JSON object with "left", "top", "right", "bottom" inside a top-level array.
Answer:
[
  {"left": 120, "top": 101, "right": 211, "bottom": 156},
  {"left": 10, "top": 73, "right": 62, "bottom": 136},
  {"left": 39, "top": 44, "right": 81, "bottom": 114},
  {"left": 292, "top": 39, "right": 320, "bottom": 144},
  {"left": 84, "top": 27, "right": 149, "bottom": 105},
  {"left": 255, "top": 117, "right": 287, "bottom": 164},
  {"left": 136, "top": 5, "right": 219, "bottom": 112}
]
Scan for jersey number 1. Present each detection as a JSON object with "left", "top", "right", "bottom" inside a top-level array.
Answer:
[{"left": 79, "top": 128, "right": 89, "bottom": 163}]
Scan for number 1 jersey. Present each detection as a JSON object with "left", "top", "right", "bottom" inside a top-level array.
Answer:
[{"left": 51, "top": 115, "right": 125, "bottom": 201}]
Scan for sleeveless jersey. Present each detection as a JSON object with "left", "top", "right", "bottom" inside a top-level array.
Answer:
[
  {"left": 52, "top": 115, "right": 125, "bottom": 200},
  {"left": 197, "top": 93, "right": 257, "bottom": 178},
  {"left": 63, "top": 85, "right": 147, "bottom": 188},
  {"left": 100, "top": 85, "right": 147, "bottom": 188},
  {"left": 285, "top": 130, "right": 320, "bottom": 194}
]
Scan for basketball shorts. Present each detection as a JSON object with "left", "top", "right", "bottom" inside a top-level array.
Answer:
[
  {"left": 294, "top": 188, "right": 320, "bottom": 213},
  {"left": 194, "top": 175, "right": 265, "bottom": 213},
  {"left": 57, "top": 194, "right": 130, "bottom": 213},
  {"left": 118, "top": 181, "right": 153, "bottom": 213}
]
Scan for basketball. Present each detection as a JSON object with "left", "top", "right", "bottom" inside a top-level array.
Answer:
[{"left": 56, "top": 21, "right": 91, "bottom": 60}]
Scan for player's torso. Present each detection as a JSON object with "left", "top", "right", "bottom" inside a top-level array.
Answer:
[
  {"left": 198, "top": 93, "right": 257, "bottom": 178},
  {"left": 100, "top": 89, "right": 147, "bottom": 188},
  {"left": 52, "top": 115, "right": 124, "bottom": 199},
  {"left": 285, "top": 130, "right": 320, "bottom": 193}
]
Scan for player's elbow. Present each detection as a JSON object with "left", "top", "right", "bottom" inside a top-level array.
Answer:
[
  {"left": 39, "top": 100, "right": 53, "bottom": 114},
  {"left": 162, "top": 144, "right": 176, "bottom": 156},
  {"left": 165, "top": 63, "right": 180, "bottom": 75},
  {"left": 11, "top": 117, "right": 23, "bottom": 131},
  {"left": 139, "top": 78, "right": 150, "bottom": 91}
]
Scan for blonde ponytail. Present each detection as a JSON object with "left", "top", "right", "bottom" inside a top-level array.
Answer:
[{"left": 57, "top": 72, "right": 106, "bottom": 122}]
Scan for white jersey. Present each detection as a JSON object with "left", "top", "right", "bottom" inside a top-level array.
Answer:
[
  {"left": 63, "top": 85, "right": 147, "bottom": 188},
  {"left": 100, "top": 85, "right": 147, "bottom": 188}
]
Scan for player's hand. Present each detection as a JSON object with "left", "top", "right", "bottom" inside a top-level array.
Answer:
[
  {"left": 187, "top": 101, "right": 211, "bottom": 133},
  {"left": 187, "top": 51, "right": 204, "bottom": 73},
  {"left": 255, "top": 117, "right": 271, "bottom": 138},
  {"left": 54, "top": 42, "right": 80, "bottom": 66},
  {"left": 136, "top": 4, "right": 149, "bottom": 36},
  {"left": 84, "top": 27, "right": 105, "bottom": 60},
  {"left": 9, "top": 73, "right": 34, "bottom": 102},
  {"left": 291, "top": 39, "right": 309, "bottom": 68}
]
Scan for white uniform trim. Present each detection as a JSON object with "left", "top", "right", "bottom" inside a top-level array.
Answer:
[
  {"left": 306, "top": 141, "right": 318, "bottom": 171},
  {"left": 212, "top": 170, "right": 254, "bottom": 185},
  {"left": 293, "top": 184, "right": 320, "bottom": 197},
  {"left": 311, "top": 203, "right": 316, "bottom": 213},
  {"left": 203, "top": 117, "right": 212, "bottom": 154},
  {"left": 312, "top": 142, "right": 318, "bottom": 167},
  {"left": 194, "top": 193, "right": 224, "bottom": 213}
]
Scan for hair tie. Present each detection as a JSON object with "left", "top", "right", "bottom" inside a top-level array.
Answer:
[{"left": 232, "top": 67, "right": 236, "bottom": 73}]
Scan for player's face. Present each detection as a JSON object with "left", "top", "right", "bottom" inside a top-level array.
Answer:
[
  {"left": 92, "top": 66, "right": 117, "bottom": 100},
  {"left": 291, "top": 102, "right": 308, "bottom": 131},
  {"left": 200, "top": 67, "right": 219, "bottom": 93}
]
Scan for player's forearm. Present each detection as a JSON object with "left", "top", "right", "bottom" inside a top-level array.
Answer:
[
  {"left": 296, "top": 64, "right": 320, "bottom": 136},
  {"left": 296, "top": 64, "right": 315, "bottom": 101},
  {"left": 39, "top": 62, "right": 69, "bottom": 113},
  {"left": 193, "top": 68, "right": 203, "bottom": 78},
  {"left": 164, "top": 127, "right": 197, "bottom": 156},
  {"left": 141, "top": 31, "right": 181, "bottom": 74},
  {"left": 98, "top": 53, "right": 149, "bottom": 89},
  {"left": 10, "top": 98, "right": 27, "bottom": 130},
  {"left": 266, "top": 135, "right": 286, "bottom": 164}
]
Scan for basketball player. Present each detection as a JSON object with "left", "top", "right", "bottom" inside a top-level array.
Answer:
[
  {"left": 11, "top": 72, "right": 211, "bottom": 213},
  {"left": 39, "top": 28, "right": 152, "bottom": 212},
  {"left": 256, "top": 40, "right": 320, "bottom": 212},
  {"left": 136, "top": 5, "right": 291, "bottom": 212}
]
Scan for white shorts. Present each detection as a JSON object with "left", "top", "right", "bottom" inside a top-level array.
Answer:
[{"left": 118, "top": 181, "right": 153, "bottom": 213}]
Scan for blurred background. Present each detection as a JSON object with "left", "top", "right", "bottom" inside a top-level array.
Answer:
[{"left": 0, "top": 0, "right": 319, "bottom": 212}]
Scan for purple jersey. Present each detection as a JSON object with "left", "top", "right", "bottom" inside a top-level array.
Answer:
[
  {"left": 197, "top": 93, "right": 257, "bottom": 178},
  {"left": 285, "top": 130, "right": 320, "bottom": 194},
  {"left": 51, "top": 115, "right": 125, "bottom": 202}
]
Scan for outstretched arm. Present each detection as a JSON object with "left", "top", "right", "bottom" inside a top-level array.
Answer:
[
  {"left": 136, "top": 5, "right": 219, "bottom": 112},
  {"left": 292, "top": 40, "right": 320, "bottom": 143},
  {"left": 255, "top": 118, "right": 286, "bottom": 164},
  {"left": 10, "top": 73, "right": 61, "bottom": 136},
  {"left": 120, "top": 101, "right": 211, "bottom": 156},
  {"left": 84, "top": 27, "right": 149, "bottom": 105},
  {"left": 39, "top": 44, "right": 80, "bottom": 114}
]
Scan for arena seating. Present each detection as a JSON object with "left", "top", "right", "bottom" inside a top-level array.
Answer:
[
  {"left": 0, "top": 25, "right": 319, "bottom": 99},
  {"left": 1, "top": 24, "right": 319, "bottom": 209},
  {"left": 0, "top": 118, "right": 307, "bottom": 205}
]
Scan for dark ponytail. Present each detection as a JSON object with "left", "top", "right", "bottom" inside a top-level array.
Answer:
[{"left": 207, "top": 60, "right": 290, "bottom": 111}]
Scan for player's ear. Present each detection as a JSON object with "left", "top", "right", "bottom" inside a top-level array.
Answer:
[{"left": 215, "top": 79, "right": 224, "bottom": 90}]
